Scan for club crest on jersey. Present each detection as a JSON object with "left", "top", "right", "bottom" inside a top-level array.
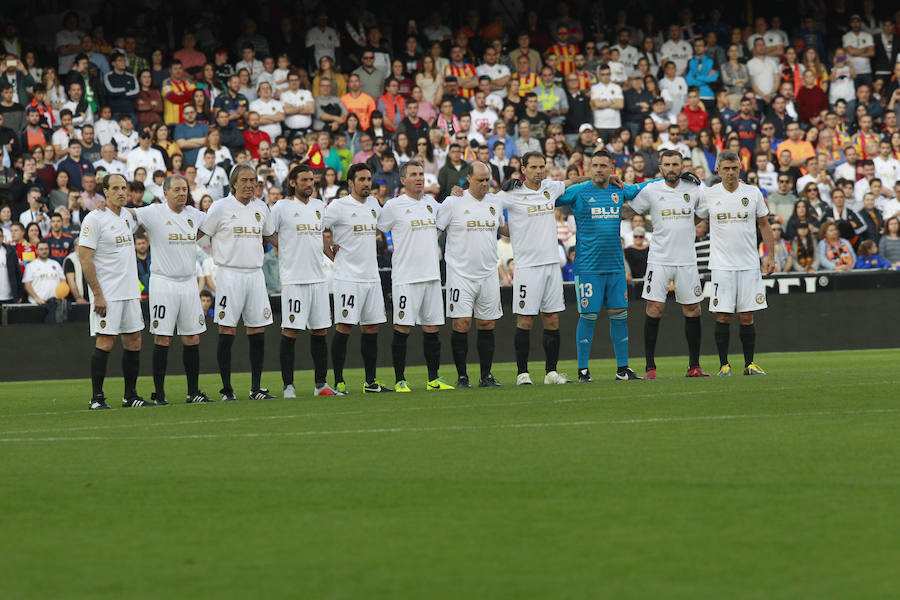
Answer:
[
  {"left": 289, "top": 314, "right": 295, "bottom": 323},
  {"left": 755, "top": 293, "right": 765, "bottom": 304},
  {"left": 427, "top": 205, "right": 433, "bottom": 213},
  {"left": 342, "top": 309, "right": 349, "bottom": 317},
  {"left": 263, "top": 308, "right": 271, "bottom": 319},
  {"left": 153, "top": 320, "right": 159, "bottom": 329},
  {"left": 519, "top": 300, "right": 525, "bottom": 309},
  {"left": 448, "top": 303, "right": 454, "bottom": 312},
  {"left": 611, "top": 193, "right": 619, "bottom": 203},
  {"left": 255, "top": 212, "right": 261, "bottom": 222},
  {"left": 99, "top": 319, "right": 106, "bottom": 328},
  {"left": 187, "top": 219, "right": 193, "bottom": 227},
  {"left": 684, "top": 194, "right": 691, "bottom": 203},
  {"left": 741, "top": 197, "right": 749, "bottom": 207},
  {"left": 489, "top": 206, "right": 496, "bottom": 215},
  {"left": 543, "top": 190, "right": 551, "bottom": 200},
  {"left": 371, "top": 209, "right": 377, "bottom": 218},
  {"left": 581, "top": 298, "right": 588, "bottom": 308},
  {"left": 316, "top": 210, "right": 321, "bottom": 219},
  {"left": 219, "top": 311, "right": 225, "bottom": 319},
  {"left": 713, "top": 299, "right": 718, "bottom": 307},
  {"left": 398, "top": 310, "right": 405, "bottom": 319}
]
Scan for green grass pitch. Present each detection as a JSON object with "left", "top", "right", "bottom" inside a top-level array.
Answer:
[{"left": 1, "top": 349, "right": 898, "bottom": 599}]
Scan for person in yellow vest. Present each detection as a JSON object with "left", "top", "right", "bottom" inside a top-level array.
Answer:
[{"left": 534, "top": 66, "right": 568, "bottom": 126}]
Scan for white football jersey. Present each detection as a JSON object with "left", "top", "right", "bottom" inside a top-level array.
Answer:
[
  {"left": 199, "top": 195, "right": 275, "bottom": 269},
  {"left": 436, "top": 191, "right": 505, "bottom": 279},
  {"left": 78, "top": 207, "right": 140, "bottom": 301},
  {"left": 135, "top": 203, "right": 206, "bottom": 280},
  {"left": 377, "top": 194, "right": 441, "bottom": 285},
  {"left": 499, "top": 179, "right": 565, "bottom": 269},
  {"left": 695, "top": 182, "right": 769, "bottom": 271},
  {"left": 269, "top": 196, "right": 327, "bottom": 284},
  {"left": 323, "top": 195, "right": 381, "bottom": 283},
  {"left": 630, "top": 179, "right": 701, "bottom": 267},
  {"left": 23, "top": 259, "right": 63, "bottom": 303}
]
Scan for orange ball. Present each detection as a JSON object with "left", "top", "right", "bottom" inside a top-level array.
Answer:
[{"left": 55, "top": 281, "right": 70, "bottom": 299}]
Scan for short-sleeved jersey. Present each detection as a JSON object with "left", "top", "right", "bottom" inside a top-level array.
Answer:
[
  {"left": 695, "top": 182, "right": 769, "bottom": 270},
  {"left": 729, "top": 115, "right": 760, "bottom": 151},
  {"left": 78, "top": 207, "right": 140, "bottom": 301},
  {"left": 322, "top": 195, "right": 381, "bottom": 283},
  {"left": 499, "top": 179, "right": 565, "bottom": 268},
  {"left": 377, "top": 194, "right": 441, "bottom": 285},
  {"left": 436, "top": 191, "right": 505, "bottom": 279},
  {"left": 23, "top": 259, "right": 63, "bottom": 302},
  {"left": 199, "top": 195, "right": 275, "bottom": 269},
  {"left": 269, "top": 196, "right": 327, "bottom": 284},
  {"left": 135, "top": 203, "right": 206, "bottom": 280},
  {"left": 558, "top": 180, "right": 654, "bottom": 274},
  {"left": 630, "top": 179, "right": 701, "bottom": 267}
]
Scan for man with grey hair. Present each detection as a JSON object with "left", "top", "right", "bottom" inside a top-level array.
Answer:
[
  {"left": 695, "top": 150, "right": 776, "bottom": 377},
  {"left": 124, "top": 174, "right": 211, "bottom": 404},
  {"left": 200, "top": 165, "right": 278, "bottom": 401}
]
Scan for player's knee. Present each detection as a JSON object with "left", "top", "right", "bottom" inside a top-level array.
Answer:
[
  {"left": 335, "top": 323, "right": 352, "bottom": 334},
  {"left": 452, "top": 318, "right": 471, "bottom": 332},
  {"left": 682, "top": 303, "right": 701, "bottom": 318},
  {"left": 716, "top": 314, "right": 732, "bottom": 325},
  {"left": 281, "top": 328, "right": 299, "bottom": 339},
  {"left": 310, "top": 328, "right": 327, "bottom": 336},
  {"left": 738, "top": 312, "right": 754, "bottom": 326},
  {"left": 646, "top": 302, "right": 664, "bottom": 318},
  {"left": 517, "top": 314, "right": 535, "bottom": 330},
  {"left": 580, "top": 312, "right": 599, "bottom": 322},
  {"left": 218, "top": 325, "right": 237, "bottom": 335},
  {"left": 95, "top": 335, "right": 115, "bottom": 352},
  {"left": 609, "top": 310, "right": 628, "bottom": 320},
  {"left": 422, "top": 325, "right": 439, "bottom": 334},
  {"left": 181, "top": 335, "right": 200, "bottom": 346},
  {"left": 394, "top": 324, "right": 412, "bottom": 335},
  {"left": 476, "top": 319, "right": 495, "bottom": 330},
  {"left": 154, "top": 335, "right": 172, "bottom": 347},
  {"left": 541, "top": 312, "right": 559, "bottom": 330},
  {"left": 122, "top": 332, "right": 142, "bottom": 351},
  {"left": 361, "top": 324, "right": 379, "bottom": 334}
]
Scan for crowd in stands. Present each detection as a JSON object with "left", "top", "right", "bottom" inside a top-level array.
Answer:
[{"left": 2, "top": 3, "right": 900, "bottom": 319}]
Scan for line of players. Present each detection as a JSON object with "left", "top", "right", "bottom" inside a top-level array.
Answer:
[{"left": 79, "top": 147, "right": 775, "bottom": 409}]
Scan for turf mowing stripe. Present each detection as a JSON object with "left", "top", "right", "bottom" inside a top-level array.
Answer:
[{"left": 0, "top": 407, "right": 896, "bottom": 443}]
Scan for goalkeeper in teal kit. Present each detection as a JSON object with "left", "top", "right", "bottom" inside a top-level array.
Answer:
[{"left": 557, "top": 150, "right": 702, "bottom": 382}]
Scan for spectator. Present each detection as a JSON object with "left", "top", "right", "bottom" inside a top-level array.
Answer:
[
  {"left": 791, "top": 220, "right": 818, "bottom": 273},
  {"left": 763, "top": 221, "right": 793, "bottom": 272},
  {"left": 880, "top": 216, "right": 900, "bottom": 268},
  {"left": 19, "top": 186, "right": 50, "bottom": 235},
  {"left": 250, "top": 82, "right": 286, "bottom": 140},
  {"left": 515, "top": 120, "right": 541, "bottom": 155},
  {"left": 659, "top": 60, "right": 689, "bottom": 116},
  {"left": 681, "top": 87, "right": 709, "bottom": 133},
  {"left": 624, "top": 226, "right": 649, "bottom": 278},
  {"left": 829, "top": 48, "right": 856, "bottom": 106},
  {"left": 854, "top": 239, "right": 891, "bottom": 269},
  {"left": 823, "top": 189, "right": 867, "bottom": 247},
  {"left": 126, "top": 131, "right": 166, "bottom": 179},
  {"left": 858, "top": 193, "right": 884, "bottom": 243},
  {"left": 685, "top": 38, "right": 718, "bottom": 111},
  {"left": 660, "top": 24, "right": 692, "bottom": 76},
  {"left": 747, "top": 38, "right": 780, "bottom": 107},
  {"left": 590, "top": 65, "right": 624, "bottom": 141},
  {"left": 23, "top": 240, "right": 65, "bottom": 321},
  {"left": 437, "top": 143, "right": 466, "bottom": 200},
  {"left": 796, "top": 69, "right": 829, "bottom": 125},
  {"left": 213, "top": 74, "right": 250, "bottom": 131},
  {"left": 57, "top": 139, "right": 94, "bottom": 190},
  {"left": 0, "top": 232, "right": 24, "bottom": 303},
  {"left": 341, "top": 74, "right": 376, "bottom": 131},
  {"left": 242, "top": 112, "right": 271, "bottom": 159},
  {"left": 42, "top": 213, "right": 73, "bottom": 264},
  {"left": 843, "top": 15, "right": 875, "bottom": 87},
  {"left": 103, "top": 51, "right": 139, "bottom": 120},
  {"left": 135, "top": 70, "right": 163, "bottom": 127}
]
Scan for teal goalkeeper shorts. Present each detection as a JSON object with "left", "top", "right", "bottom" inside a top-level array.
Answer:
[{"left": 574, "top": 272, "right": 628, "bottom": 313}]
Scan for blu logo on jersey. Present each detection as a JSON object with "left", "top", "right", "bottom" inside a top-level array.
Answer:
[{"left": 590, "top": 206, "right": 618, "bottom": 219}]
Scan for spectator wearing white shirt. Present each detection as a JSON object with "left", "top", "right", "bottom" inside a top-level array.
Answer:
[
  {"left": 873, "top": 140, "right": 900, "bottom": 190},
  {"left": 796, "top": 155, "right": 834, "bottom": 204},
  {"left": 658, "top": 61, "right": 688, "bottom": 116},
  {"left": 19, "top": 187, "right": 51, "bottom": 236},
  {"left": 657, "top": 125, "right": 690, "bottom": 158},
  {"left": 475, "top": 46, "right": 511, "bottom": 93},
  {"left": 280, "top": 71, "right": 314, "bottom": 136},
  {"left": 842, "top": 15, "right": 875, "bottom": 86},
  {"left": 235, "top": 44, "right": 264, "bottom": 86},
  {"left": 61, "top": 80, "right": 93, "bottom": 127},
  {"left": 23, "top": 241, "right": 64, "bottom": 306},
  {"left": 92, "top": 106, "right": 120, "bottom": 146},
  {"left": 590, "top": 64, "right": 624, "bottom": 140},
  {"left": 660, "top": 24, "right": 692, "bottom": 76},
  {"left": 249, "top": 82, "right": 285, "bottom": 140},
  {"left": 56, "top": 12, "right": 84, "bottom": 75},
  {"left": 611, "top": 28, "right": 640, "bottom": 72},
  {"left": 746, "top": 38, "right": 780, "bottom": 106},
  {"left": 196, "top": 149, "right": 229, "bottom": 200},
  {"left": 305, "top": 11, "right": 341, "bottom": 66},
  {"left": 746, "top": 17, "right": 785, "bottom": 58},
  {"left": 125, "top": 131, "right": 166, "bottom": 179},
  {"left": 93, "top": 143, "right": 127, "bottom": 176}
]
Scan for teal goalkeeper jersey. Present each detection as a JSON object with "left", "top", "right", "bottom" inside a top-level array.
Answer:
[{"left": 557, "top": 179, "right": 655, "bottom": 274}]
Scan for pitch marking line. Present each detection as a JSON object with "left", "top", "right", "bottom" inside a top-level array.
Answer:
[{"left": 0, "top": 408, "right": 896, "bottom": 443}]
